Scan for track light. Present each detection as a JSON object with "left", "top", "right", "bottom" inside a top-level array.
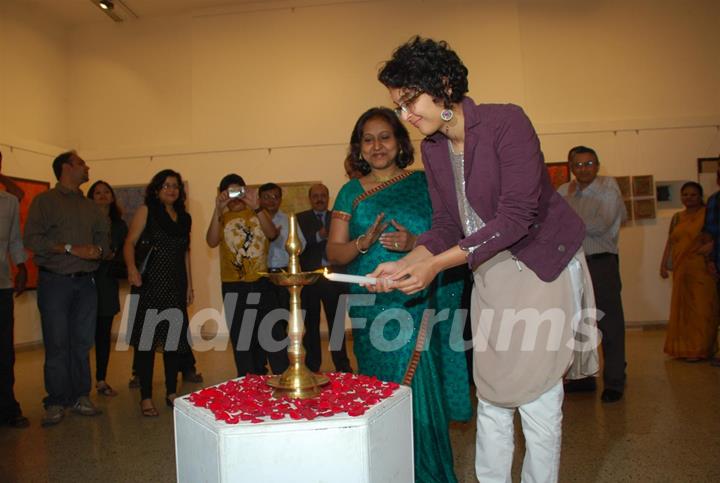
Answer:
[{"left": 99, "top": 0, "right": 114, "bottom": 10}]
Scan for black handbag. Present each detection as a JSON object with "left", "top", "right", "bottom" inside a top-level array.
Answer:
[{"left": 134, "top": 232, "right": 155, "bottom": 275}]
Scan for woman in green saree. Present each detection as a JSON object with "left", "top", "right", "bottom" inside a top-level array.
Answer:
[{"left": 327, "top": 107, "right": 471, "bottom": 483}]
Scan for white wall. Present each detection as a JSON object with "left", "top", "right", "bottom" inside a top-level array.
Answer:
[
  {"left": 2, "top": 0, "right": 720, "bottom": 343},
  {"left": 0, "top": 0, "right": 71, "bottom": 345}
]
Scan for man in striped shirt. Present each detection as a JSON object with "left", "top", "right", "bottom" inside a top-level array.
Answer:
[{"left": 558, "top": 146, "right": 628, "bottom": 403}]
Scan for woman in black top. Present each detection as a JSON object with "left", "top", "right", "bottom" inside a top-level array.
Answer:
[
  {"left": 124, "top": 170, "right": 194, "bottom": 417},
  {"left": 88, "top": 181, "right": 128, "bottom": 397}
]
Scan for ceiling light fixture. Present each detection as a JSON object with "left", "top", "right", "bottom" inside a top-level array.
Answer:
[{"left": 99, "top": 0, "right": 114, "bottom": 10}]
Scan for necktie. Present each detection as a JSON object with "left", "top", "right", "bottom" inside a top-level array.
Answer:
[{"left": 316, "top": 212, "right": 324, "bottom": 226}]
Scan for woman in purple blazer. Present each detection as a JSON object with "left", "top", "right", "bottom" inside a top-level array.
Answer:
[{"left": 369, "top": 37, "right": 597, "bottom": 482}]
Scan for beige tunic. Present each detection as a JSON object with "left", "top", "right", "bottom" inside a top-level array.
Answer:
[{"left": 470, "top": 249, "right": 599, "bottom": 407}]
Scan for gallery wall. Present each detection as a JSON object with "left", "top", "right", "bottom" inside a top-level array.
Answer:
[{"left": 2, "top": 0, "right": 719, "bottom": 345}]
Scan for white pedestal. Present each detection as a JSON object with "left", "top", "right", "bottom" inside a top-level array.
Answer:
[{"left": 174, "top": 380, "right": 413, "bottom": 483}]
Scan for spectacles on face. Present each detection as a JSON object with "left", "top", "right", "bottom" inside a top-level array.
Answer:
[
  {"left": 394, "top": 89, "right": 423, "bottom": 117},
  {"left": 161, "top": 183, "right": 180, "bottom": 191},
  {"left": 260, "top": 193, "right": 280, "bottom": 201},
  {"left": 572, "top": 160, "right": 597, "bottom": 169}
]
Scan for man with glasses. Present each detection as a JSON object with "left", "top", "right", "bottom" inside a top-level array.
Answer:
[
  {"left": 558, "top": 145, "right": 627, "bottom": 403},
  {"left": 259, "top": 183, "right": 304, "bottom": 370}
]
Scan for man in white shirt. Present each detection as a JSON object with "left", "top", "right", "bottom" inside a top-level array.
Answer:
[{"left": 558, "top": 146, "right": 627, "bottom": 403}]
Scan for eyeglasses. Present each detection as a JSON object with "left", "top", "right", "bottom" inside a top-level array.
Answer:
[
  {"left": 161, "top": 183, "right": 180, "bottom": 190},
  {"left": 571, "top": 160, "right": 597, "bottom": 169},
  {"left": 260, "top": 193, "right": 280, "bottom": 200},
  {"left": 394, "top": 89, "right": 423, "bottom": 117}
]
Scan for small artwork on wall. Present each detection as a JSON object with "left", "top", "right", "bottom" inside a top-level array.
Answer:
[
  {"left": 631, "top": 175, "right": 654, "bottom": 197},
  {"left": 615, "top": 176, "right": 631, "bottom": 199},
  {"left": 633, "top": 198, "right": 656, "bottom": 220},
  {"left": 546, "top": 162, "right": 570, "bottom": 190},
  {"left": 697, "top": 157, "right": 720, "bottom": 201},
  {"left": 114, "top": 184, "right": 147, "bottom": 228}
]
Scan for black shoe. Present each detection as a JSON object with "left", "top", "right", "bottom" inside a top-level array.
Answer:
[
  {"left": 2, "top": 414, "right": 30, "bottom": 428},
  {"left": 564, "top": 377, "right": 597, "bottom": 393},
  {"left": 601, "top": 389, "right": 623, "bottom": 403}
]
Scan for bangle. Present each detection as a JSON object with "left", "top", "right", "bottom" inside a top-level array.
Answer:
[{"left": 355, "top": 234, "right": 368, "bottom": 254}]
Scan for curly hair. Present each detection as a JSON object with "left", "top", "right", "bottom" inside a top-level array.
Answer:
[
  {"left": 378, "top": 36, "right": 469, "bottom": 108},
  {"left": 145, "top": 169, "right": 187, "bottom": 214},
  {"left": 87, "top": 180, "right": 123, "bottom": 222},
  {"left": 348, "top": 107, "right": 414, "bottom": 176}
]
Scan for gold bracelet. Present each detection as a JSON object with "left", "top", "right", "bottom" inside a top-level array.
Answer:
[{"left": 355, "top": 234, "right": 368, "bottom": 254}]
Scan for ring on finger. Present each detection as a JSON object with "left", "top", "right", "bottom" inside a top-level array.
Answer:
[{"left": 393, "top": 242, "right": 399, "bottom": 249}]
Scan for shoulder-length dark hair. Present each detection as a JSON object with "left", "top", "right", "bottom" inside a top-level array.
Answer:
[
  {"left": 378, "top": 36, "right": 469, "bottom": 109},
  {"left": 349, "top": 107, "right": 414, "bottom": 176},
  {"left": 145, "top": 169, "right": 187, "bottom": 214},
  {"left": 87, "top": 180, "right": 122, "bottom": 222}
]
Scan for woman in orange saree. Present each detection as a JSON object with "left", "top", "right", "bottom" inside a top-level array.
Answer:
[{"left": 660, "top": 182, "right": 719, "bottom": 360}]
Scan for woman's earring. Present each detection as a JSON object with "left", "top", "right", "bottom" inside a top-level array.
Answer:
[
  {"left": 358, "top": 153, "right": 364, "bottom": 162},
  {"left": 440, "top": 109, "right": 454, "bottom": 122}
]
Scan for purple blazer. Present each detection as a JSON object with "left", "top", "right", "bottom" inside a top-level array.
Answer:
[{"left": 415, "top": 98, "right": 585, "bottom": 282}]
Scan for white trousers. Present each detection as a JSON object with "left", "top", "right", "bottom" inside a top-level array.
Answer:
[{"left": 475, "top": 381, "right": 564, "bottom": 483}]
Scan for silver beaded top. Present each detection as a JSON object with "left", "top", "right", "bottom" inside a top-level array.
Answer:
[{"left": 448, "top": 141, "right": 485, "bottom": 237}]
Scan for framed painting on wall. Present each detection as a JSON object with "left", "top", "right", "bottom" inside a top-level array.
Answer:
[
  {"left": 615, "top": 176, "right": 631, "bottom": 199},
  {"left": 2, "top": 177, "right": 51, "bottom": 290},
  {"left": 698, "top": 157, "right": 720, "bottom": 200},
  {"left": 114, "top": 184, "right": 146, "bottom": 228},
  {"left": 631, "top": 175, "right": 654, "bottom": 197},
  {"left": 546, "top": 162, "right": 570, "bottom": 190},
  {"left": 633, "top": 198, "right": 656, "bottom": 220}
]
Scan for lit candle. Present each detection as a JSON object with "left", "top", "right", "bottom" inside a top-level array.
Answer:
[{"left": 324, "top": 269, "right": 377, "bottom": 285}]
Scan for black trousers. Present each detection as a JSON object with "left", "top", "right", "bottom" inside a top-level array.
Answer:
[
  {"left": 222, "top": 279, "right": 288, "bottom": 377},
  {"left": 300, "top": 278, "right": 351, "bottom": 372},
  {"left": 95, "top": 315, "right": 114, "bottom": 382},
  {"left": 0, "top": 289, "right": 21, "bottom": 419},
  {"left": 132, "top": 347, "right": 196, "bottom": 376},
  {"left": 586, "top": 253, "right": 627, "bottom": 392},
  {"left": 135, "top": 348, "right": 181, "bottom": 400}
]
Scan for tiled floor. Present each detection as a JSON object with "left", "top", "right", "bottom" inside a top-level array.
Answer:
[{"left": 1, "top": 328, "right": 719, "bottom": 482}]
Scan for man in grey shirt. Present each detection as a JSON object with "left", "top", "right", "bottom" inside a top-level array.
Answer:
[
  {"left": 24, "top": 151, "right": 109, "bottom": 426},
  {"left": 558, "top": 145, "right": 627, "bottom": 403},
  {"left": 0, "top": 154, "right": 29, "bottom": 428}
]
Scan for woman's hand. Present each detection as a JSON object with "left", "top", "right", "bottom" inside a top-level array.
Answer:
[
  {"left": 357, "top": 213, "right": 388, "bottom": 252},
  {"left": 128, "top": 266, "right": 142, "bottom": 287},
  {"left": 379, "top": 220, "right": 416, "bottom": 252},
  {"left": 365, "top": 259, "right": 408, "bottom": 293},
  {"left": 385, "top": 260, "right": 440, "bottom": 295}
]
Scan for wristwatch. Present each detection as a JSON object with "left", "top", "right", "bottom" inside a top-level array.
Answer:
[{"left": 64, "top": 244, "right": 72, "bottom": 255}]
